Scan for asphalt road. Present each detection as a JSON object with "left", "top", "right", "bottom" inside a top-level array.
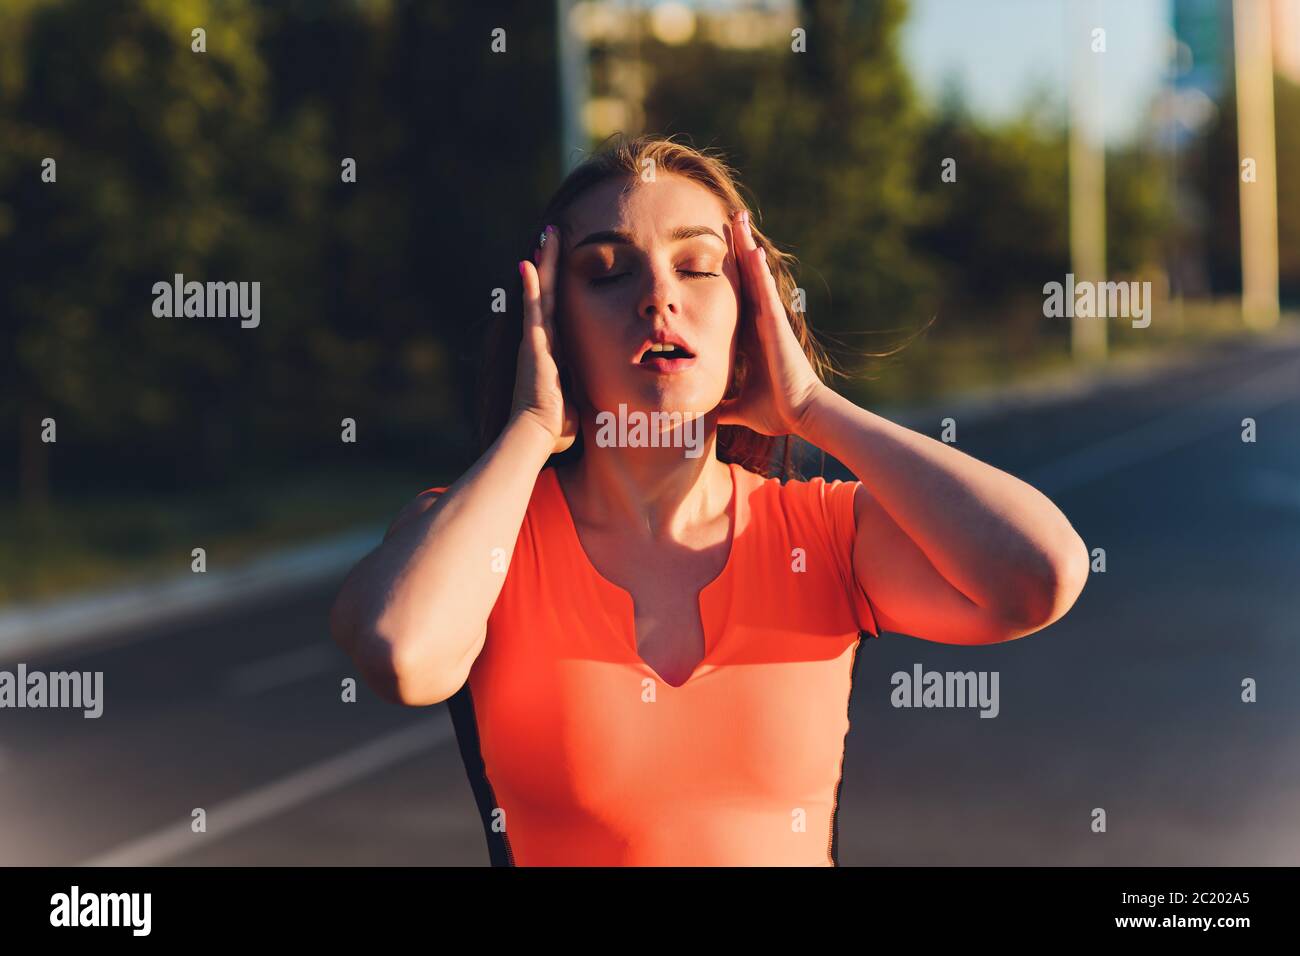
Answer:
[{"left": 2, "top": 336, "right": 1297, "bottom": 866}]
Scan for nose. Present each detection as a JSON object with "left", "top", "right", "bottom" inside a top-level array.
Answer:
[{"left": 637, "top": 262, "right": 680, "bottom": 322}]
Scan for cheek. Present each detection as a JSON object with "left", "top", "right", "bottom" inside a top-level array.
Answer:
[
  {"left": 688, "top": 280, "right": 741, "bottom": 359},
  {"left": 558, "top": 282, "right": 626, "bottom": 385}
]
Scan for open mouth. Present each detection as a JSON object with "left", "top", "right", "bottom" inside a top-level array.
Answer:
[{"left": 638, "top": 344, "right": 696, "bottom": 363}]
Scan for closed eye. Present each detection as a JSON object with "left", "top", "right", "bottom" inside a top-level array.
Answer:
[{"left": 589, "top": 269, "right": 719, "bottom": 287}]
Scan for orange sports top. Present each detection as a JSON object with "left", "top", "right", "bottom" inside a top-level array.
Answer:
[{"left": 432, "top": 460, "right": 881, "bottom": 866}]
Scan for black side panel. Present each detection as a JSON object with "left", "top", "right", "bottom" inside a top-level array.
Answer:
[
  {"left": 830, "top": 636, "right": 867, "bottom": 866},
  {"left": 446, "top": 681, "right": 514, "bottom": 866}
]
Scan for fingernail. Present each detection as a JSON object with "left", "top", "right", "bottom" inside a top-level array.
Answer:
[{"left": 518, "top": 261, "right": 527, "bottom": 278}]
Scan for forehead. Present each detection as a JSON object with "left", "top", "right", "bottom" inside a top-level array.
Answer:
[{"left": 564, "top": 172, "right": 729, "bottom": 239}]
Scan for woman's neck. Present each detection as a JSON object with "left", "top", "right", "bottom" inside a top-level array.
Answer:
[{"left": 557, "top": 441, "right": 731, "bottom": 540}]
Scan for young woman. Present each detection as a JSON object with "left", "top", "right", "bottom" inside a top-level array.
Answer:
[{"left": 330, "top": 136, "right": 1089, "bottom": 866}]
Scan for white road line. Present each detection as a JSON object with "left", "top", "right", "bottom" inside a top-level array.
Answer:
[
  {"left": 0, "top": 523, "right": 386, "bottom": 663},
  {"left": 224, "top": 644, "right": 339, "bottom": 696},
  {"left": 1027, "top": 358, "right": 1300, "bottom": 494},
  {"left": 79, "top": 716, "right": 454, "bottom": 866}
]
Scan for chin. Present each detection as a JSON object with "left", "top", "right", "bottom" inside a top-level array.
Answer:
[{"left": 624, "top": 383, "right": 723, "bottom": 416}]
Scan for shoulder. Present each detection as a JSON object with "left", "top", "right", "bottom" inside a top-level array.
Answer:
[
  {"left": 736, "top": 463, "right": 881, "bottom": 636},
  {"left": 745, "top": 466, "right": 861, "bottom": 521},
  {"left": 727, "top": 464, "right": 859, "bottom": 549}
]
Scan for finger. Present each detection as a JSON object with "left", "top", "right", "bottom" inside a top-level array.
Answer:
[
  {"left": 730, "top": 210, "right": 760, "bottom": 320},
  {"left": 536, "top": 224, "right": 564, "bottom": 363},
  {"left": 755, "top": 245, "right": 784, "bottom": 313},
  {"left": 519, "top": 258, "right": 556, "bottom": 360},
  {"left": 520, "top": 259, "right": 542, "bottom": 330},
  {"left": 732, "top": 210, "right": 767, "bottom": 301},
  {"left": 537, "top": 225, "right": 557, "bottom": 318},
  {"left": 731, "top": 210, "right": 757, "bottom": 290},
  {"left": 733, "top": 208, "right": 758, "bottom": 254},
  {"left": 732, "top": 210, "right": 784, "bottom": 325}
]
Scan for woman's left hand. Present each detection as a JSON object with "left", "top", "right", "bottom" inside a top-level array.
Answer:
[{"left": 717, "top": 209, "right": 828, "bottom": 437}]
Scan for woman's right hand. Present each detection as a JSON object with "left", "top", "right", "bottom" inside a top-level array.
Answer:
[{"left": 511, "top": 224, "right": 578, "bottom": 455}]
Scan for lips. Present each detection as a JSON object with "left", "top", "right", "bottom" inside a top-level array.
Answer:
[
  {"left": 634, "top": 334, "right": 695, "bottom": 364},
  {"left": 637, "top": 354, "right": 696, "bottom": 374},
  {"left": 638, "top": 344, "right": 694, "bottom": 363}
]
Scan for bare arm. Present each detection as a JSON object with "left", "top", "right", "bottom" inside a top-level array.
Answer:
[
  {"left": 719, "top": 208, "right": 1086, "bottom": 646},
  {"left": 330, "top": 224, "right": 576, "bottom": 705},
  {"left": 798, "top": 387, "right": 1090, "bottom": 645},
  {"left": 329, "top": 413, "right": 556, "bottom": 705}
]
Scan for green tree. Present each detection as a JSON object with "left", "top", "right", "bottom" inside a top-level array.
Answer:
[
  {"left": 0, "top": 0, "right": 325, "bottom": 508},
  {"left": 641, "top": 0, "right": 931, "bottom": 378}
]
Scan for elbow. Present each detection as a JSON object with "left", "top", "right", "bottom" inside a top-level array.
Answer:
[
  {"left": 386, "top": 635, "right": 470, "bottom": 706},
  {"left": 331, "top": 595, "right": 464, "bottom": 707},
  {"left": 358, "top": 625, "right": 468, "bottom": 707},
  {"left": 1008, "top": 532, "right": 1090, "bottom": 631},
  {"left": 347, "top": 628, "right": 464, "bottom": 707},
  {"left": 330, "top": 592, "right": 398, "bottom": 704}
]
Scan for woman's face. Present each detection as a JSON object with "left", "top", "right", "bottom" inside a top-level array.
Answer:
[{"left": 557, "top": 173, "right": 742, "bottom": 419}]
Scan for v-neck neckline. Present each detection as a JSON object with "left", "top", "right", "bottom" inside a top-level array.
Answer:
[{"left": 547, "top": 461, "right": 743, "bottom": 689}]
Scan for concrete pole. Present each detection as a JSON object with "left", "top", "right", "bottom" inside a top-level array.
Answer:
[
  {"left": 1232, "top": 0, "right": 1280, "bottom": 330},
  {"left": 1068, "top": 0, "right": 1108, "bottom": 361},
  {"left": 557, "top": 0, "right": 590, "bottom": 173}
]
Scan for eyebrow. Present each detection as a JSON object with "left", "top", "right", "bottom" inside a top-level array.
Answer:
[{"left": 571, "top": 225, "right": 727, "bottom": 250}]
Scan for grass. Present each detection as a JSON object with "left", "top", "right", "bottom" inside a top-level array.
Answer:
[{"left": 1, "top": 463, "right": 449, "bottom": 607}]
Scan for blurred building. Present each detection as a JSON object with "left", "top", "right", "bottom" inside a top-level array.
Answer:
[{"left": 565, "top": 0, "right": 797, "bottom": 143}]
